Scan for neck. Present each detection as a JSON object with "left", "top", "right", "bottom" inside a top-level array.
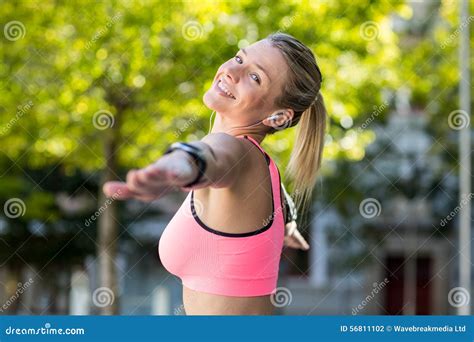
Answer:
[{"left": 210, "top": 111, "right": 266, "bottom": 144}]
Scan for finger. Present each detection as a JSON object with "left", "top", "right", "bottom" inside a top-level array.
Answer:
[
  {"left": 133, "top": 167, "right": 178, "bottom": 193},
  {"left": 284, "top": 236, "right": 300, "bottom": 249},
  {"left": 141, "top": 165, "right": 168, "bottom": 183},
  {"left": 147, "top": 167, "right": 183, "bottom": 186},
  {"left": 141, "top": 159, "right": 194, "bottom": 188},
  {"left": 102, "top": 181, "right": 136, "bottom": 200},
  {"left": 127, "top": 169, "right": 149, "bottom": 193},
  {"left": 130, "top": 166, "right": 177, "bottom": 192},
  {"left": 293, "top": 230, "right": 310, "bottom": 250}
]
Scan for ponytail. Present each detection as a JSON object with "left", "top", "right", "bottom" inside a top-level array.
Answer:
[
  {"left": 266, "top": 32, "right": 326, "bottom": 218},
  {"left": 285, "top": 93, "right": 326, "bottom": 217}
]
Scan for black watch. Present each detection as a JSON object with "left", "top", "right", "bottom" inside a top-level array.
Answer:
[{"left": 163, "top": 142, "right": 208, "bottom": 188}]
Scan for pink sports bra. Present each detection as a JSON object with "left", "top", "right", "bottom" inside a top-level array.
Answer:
[{"left": 158, "top": 135, "right": 285, "bottom": 297}]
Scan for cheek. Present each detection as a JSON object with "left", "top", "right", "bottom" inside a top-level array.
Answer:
[{"left": 240, "top": 85, "right": 270, "bottom": 108}]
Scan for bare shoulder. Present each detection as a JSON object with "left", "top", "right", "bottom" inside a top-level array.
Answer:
[
  {"left": 201, "top": 133, "right": 251, "bottom": 161},
  {"left": 200, "top": 133, "right": 261, "bottom": 190}
]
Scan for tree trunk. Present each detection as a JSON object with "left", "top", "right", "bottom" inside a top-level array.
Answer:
[
  {"left": 3, "top": 265, "right": 22, "bottom": 314},
  {"left": 97, "top": 108, "right": 122, "bottom": 315}
]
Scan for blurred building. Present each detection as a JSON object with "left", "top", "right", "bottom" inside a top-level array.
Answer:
[
  {"left": 283, "top": 106, "right": 458, "bottom": 315},
  {"left": 0, "top": 105, "right": 468, "bottom": 316}
]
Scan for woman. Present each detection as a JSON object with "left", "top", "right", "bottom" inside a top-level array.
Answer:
[{"left": 103, "top": 33, "right": 326, "bottom": 315}]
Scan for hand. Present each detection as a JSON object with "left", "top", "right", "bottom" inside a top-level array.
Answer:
[
  {"left": 284, "top": 221, "right": 310, "bottom": 250},
  {"left": 102, "top": 150, "right": 199, "bottom": 202}
]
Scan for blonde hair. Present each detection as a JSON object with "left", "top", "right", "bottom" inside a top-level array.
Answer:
[{"left": 267, "top": 33, "right": 327, "bottom": 217}]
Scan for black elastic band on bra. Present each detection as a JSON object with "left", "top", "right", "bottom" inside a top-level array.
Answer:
[
  {"left": 191, "top": 190, "right": 274, "bottom": 237},
  {"left": 189, "top": 135, "right": 279, "bottom": 238}
]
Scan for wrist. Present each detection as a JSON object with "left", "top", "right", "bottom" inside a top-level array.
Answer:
[
  {"left": 173, "top": 149, "right": 200, "bottom": 184},
  {"left": 163, "top": 142, "right": 209, "bottom": 189}
]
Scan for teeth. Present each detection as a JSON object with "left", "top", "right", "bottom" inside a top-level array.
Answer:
[
  {"left": 218, "top": 80, "right": 235, "bottom": 99},
  {"left": 218, "top": 81, "right": 233, "bottom": 98}
]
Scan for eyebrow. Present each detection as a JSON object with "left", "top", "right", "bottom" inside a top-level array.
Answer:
[{"left": 241, "top": 48, "right": 271, "bottom": 82}]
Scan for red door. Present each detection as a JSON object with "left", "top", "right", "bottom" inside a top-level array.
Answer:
[
  {"left": 384, "top": 255, "right": 405, "bottom": 314},
  {"left": 383, "top": 255, "right": 432, "bottom": 315},
  {"left": 415, "top": 256, "right": 432, "bottom": 314}
]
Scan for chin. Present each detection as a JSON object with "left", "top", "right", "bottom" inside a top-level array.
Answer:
[{"left": 203, "top": 91, "right": 226, "bottom": 112}]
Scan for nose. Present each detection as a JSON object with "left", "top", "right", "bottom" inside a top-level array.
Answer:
[
  {"left": 224, "top": 73, "right": 234, "bottom": 83},
  {"left": 221, "top": 66, "right": 239, "bottom": 83}
]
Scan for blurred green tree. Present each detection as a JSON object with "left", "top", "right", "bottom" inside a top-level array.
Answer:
[{"left": 0, "top": 0, "right": 435, "bottom": 314}]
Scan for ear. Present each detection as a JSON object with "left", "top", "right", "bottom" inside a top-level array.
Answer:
[{"left": 262, "top": 108, "right": 295, "bottom": 129}]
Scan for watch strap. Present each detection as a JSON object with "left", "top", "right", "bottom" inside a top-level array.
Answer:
[{"left": 163, "top": 142, "right": 207, "bottom": 188}]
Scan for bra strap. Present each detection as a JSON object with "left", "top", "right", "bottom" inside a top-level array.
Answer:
[
  {"left": 238, "top": 135, "right": 270, "bottom": 165},
  {"left": 237, "top": 135, "right": 282, "bottom": 212}
]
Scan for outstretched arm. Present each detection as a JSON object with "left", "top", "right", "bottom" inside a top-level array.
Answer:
[{"left": 103, "top": 133, "right": 247, "bottom": 201}]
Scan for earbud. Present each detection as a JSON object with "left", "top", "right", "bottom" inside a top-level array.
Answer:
[{"left": 268, "top": 112, "right": 283, "bottom": 121}]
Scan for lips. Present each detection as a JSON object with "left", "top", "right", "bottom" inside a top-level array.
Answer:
[{"left": 215, "top": 78, "right": 236, "bottom": 100}]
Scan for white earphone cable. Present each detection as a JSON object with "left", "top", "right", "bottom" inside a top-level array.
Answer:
[{"left": 208, "top": 111, "right": 216, "bottom": 134}]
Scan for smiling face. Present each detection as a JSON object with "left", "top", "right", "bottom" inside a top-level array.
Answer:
[{"left": 203, "top": 39, "right": 290, "bottom": 126}]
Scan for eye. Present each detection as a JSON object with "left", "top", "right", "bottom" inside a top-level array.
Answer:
[
  {"left": 234, "top": 54, "right": 261, "bottom": 84},
  {"left": 250, "top": 73, "right": 261, "bottom": 84}
]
